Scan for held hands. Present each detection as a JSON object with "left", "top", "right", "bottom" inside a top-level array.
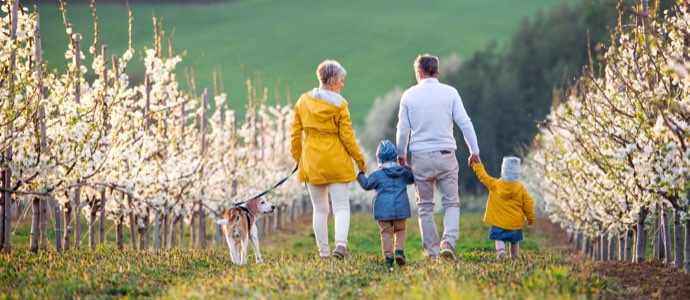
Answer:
[
  {"left": 398, "top": 156, "right": 407, "bottom": 167},
  {"left": 468, "top": 154, "right": 481, "bottom": 167}
]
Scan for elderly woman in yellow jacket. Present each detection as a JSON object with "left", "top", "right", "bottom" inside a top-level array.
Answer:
[
  {"left": 290, "top": 60, "right": 366, "bottom": 259},
  {"left": 471, "top": 157, "right": 535, "bottom": 260}
]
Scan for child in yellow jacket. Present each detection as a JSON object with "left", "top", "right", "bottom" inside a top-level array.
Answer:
[{"left": 471, "top": 157, "right": 535, "bottom": 260}]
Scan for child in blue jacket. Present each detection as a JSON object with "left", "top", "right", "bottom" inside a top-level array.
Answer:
[{"left": 357, "top": 140, "right": 415, "bottom": 267}]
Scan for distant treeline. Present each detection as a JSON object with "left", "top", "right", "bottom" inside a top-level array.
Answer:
[{"left": 381, "top": 0, "right": 676, "bottom": 193}]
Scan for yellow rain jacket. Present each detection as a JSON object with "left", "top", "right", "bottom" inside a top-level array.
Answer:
[
  {"left": 472, "top": 163, "right": 535, "bottom": 230},
  {"left": 290, "top": 92, "right": 365, "bottom": 184}
]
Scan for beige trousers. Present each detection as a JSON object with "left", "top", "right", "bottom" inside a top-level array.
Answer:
[{"left": 412, "top": 150, "right": 461, "bottom": 257}]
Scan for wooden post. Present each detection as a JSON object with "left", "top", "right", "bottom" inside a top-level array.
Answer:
[{"left": 2, "top": 0, "right": 20, "bottom": 254}]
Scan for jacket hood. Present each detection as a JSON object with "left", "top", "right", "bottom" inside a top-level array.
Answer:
[
  {"left": 382, "top": 165, "right": 406, "bottom": 178},
  {"left": 302, "top": 94, "right": 342, "bottom": 123},
  {"left": 494, "top": 180, "right": 521, "bottom": 199}
]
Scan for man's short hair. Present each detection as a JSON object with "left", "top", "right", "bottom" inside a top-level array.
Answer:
[
  {"left": 316, "top": 60, "right": 347, "bottom": 86},
  {"left": 414, "top": 54, "right": 439, "bottom": 76}
]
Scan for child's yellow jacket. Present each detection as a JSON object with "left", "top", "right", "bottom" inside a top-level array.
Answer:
[{"left": 472, "top": 163, "right": 535, "bottom": 230}]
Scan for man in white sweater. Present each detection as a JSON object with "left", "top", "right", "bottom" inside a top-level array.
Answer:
[{"left": 396, "top": 54, "right": 481, "bottom": 260}]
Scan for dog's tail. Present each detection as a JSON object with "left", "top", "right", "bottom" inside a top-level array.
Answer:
[{"left": 216, "top": 219, "right": 228, "bottom": 225}]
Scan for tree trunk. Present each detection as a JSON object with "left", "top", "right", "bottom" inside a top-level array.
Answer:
[
  {"left": 684, "top": 219, "right": 690, "bottom": 274},
  {"left": 179, "top": 214, "right": 184, "bottom": 248},
  {"left": 608, "top": 234, "right": 615, "bottom": 260},
  {"left": 581, "top": 236, "right": 589, "bottom": 258},
  {"left": 169, "top": 215, "right": 177, "bottom": 249},
  {"left": 74, "top": 187, "right": 81, "bottom": 249},
  {"left": 190, "top": 210, "right": 196, "bottom": 247},
  {"left": 52, "top": 196, "right": 62, "bottom": 251},
  {"left": 89, "top": 197, "right": 97, "bottom": 250},
  {"left": 153, "top": 210, "right": 161, "bottom": 250},
  {"left": 625, "top": 229, "right": 634, "bottom": 262},
  {"left": 129, "top": 213, "right": 137, "bottom": 250},
  {"left": 601, "top": 234, "right": 609, "bottom": 261},
  {"left": 39, "top": 198, "right": 48, "bottom": 250},
  {"left": 145, "top": 209, "right": 151, "bottom": 249},
  {"left": 162, "top": 212, "right": 168, "bottom": 248},
  {"left": 653, "top": 204, "right": 660, "bottom": 260},
  {"left": 635, "top": 208, "right": 648, "bottom": 263},
  {"left": 138, "top": 222, "right": 146, "bottom": 251},
  {"left": 63, "top": 201, "right": 72, "bottom": 250},
  {"left": 663, "top": 209, "right": 672, "bottom": 265},
  {"left": 618, "top": 232, "right": 625, "bottom": 261},
  {"left": 574, "top": 232, "right": 582, "bottom": 252},
  {"left": 683, "top": 220, "right": 690, "bottom": 274},
  {"left": 100, "top": 189, "right": 106, "bottom": 244},
  {"left": 2, "top": 0, "right": 19, "bottom": 255},
  {"left": 198, "top": 203, "right": 206, "bottom": 249},
  {"left": 675, "top": 210, "right": 684, "bottom": 269},
  {"left": 30, "top": 197, "right": 40, "bottom": 252}
]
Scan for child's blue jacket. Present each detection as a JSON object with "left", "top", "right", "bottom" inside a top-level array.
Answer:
[{"left": 357, "top": 166, "right": 414, "bottom": 221}]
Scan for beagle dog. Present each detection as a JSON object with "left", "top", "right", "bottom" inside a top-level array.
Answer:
[{"left": 216, "top": 197, "right": 275, "bottom": 265}]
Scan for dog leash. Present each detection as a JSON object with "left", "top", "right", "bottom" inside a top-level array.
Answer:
[{"left": 232, "top": 165, "right": 299, "bottom": 206}]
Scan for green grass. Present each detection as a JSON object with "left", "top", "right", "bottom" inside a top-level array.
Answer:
[
  {"left": 35, "top": 0, "right": 575, "bottom": 125},
  {"left": 1, "top": 212, "right": 602, "bottom": 299}
]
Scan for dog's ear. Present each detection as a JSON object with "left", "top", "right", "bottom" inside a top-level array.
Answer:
[{"left": 245, "top": 198, "right": 259, "bottom": 216}]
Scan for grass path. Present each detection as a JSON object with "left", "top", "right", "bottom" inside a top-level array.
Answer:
[{"left": 1, "top": 212, "right": 603, "bottom": 299}]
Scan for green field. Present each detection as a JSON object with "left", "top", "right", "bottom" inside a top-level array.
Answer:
[
  {"left": 35, "top": 0, "right": 574, "bottom": 125},
  {"left": 1, "top": 212, "right": 604, "bottom": 299}
]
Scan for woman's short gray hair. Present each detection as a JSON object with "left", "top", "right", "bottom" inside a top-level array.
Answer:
[{"left": 316, "top": 60, "right": 347, "bottom": 85}]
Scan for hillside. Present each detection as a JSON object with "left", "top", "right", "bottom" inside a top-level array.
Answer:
[{"left": 36, "top": 0, "right": 574, "bottom": 125}]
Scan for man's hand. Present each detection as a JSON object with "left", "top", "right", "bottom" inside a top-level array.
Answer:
[
  {"left": 468, "top": 154, "right": 481, "bottom": 167},
  {"left": 398, "top": 156, "right": 408, "bottom": 167},
  {"left": 359, "top": 165, "right": 367, "bottom": 174}
]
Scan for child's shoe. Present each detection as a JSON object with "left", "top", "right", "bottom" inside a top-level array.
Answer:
[
  {"left": 497, "top": 250, "right": 508, "bottom": 261},
  {"left": 384, "top": 257, "right": 394, "bottom": 267},
  {"left": 394, "top": 249, "right": 406, "bottom": 266}
]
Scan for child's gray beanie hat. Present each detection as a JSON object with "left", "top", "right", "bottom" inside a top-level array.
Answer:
[{"left": 501, "top": 156, "right": 521, "bottom": 182}]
